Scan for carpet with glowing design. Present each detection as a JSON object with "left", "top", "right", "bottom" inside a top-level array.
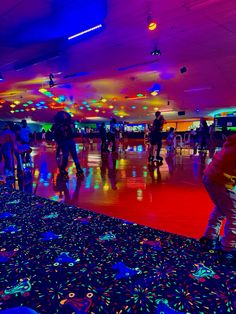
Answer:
[{"left": 0, "top": 186, "right": 235, "bottom": 314}]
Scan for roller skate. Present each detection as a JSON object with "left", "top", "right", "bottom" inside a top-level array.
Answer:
[
  {"left": 148, "top": 155, "right": 154, "bottom": 163},
  {"left": 154, "top": 155, "right": 163, "bottom": 166},
  {"left": 59, "top": 169, "right": 69, "bottom": 180},
  {"left": 76, "top": 166, "right": 84, "bottom": 178}
]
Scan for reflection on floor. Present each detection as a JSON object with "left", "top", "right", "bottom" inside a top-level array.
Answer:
[
  {"left": 12, "top": 142, "right": 214, "bottom": 238},
  {"left": 0, "top": 185, "right": 235, "bottom": 313}
]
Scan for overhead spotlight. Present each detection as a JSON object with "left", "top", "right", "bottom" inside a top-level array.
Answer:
[
  {"left": 0, "top": 73, "right": 4, "bottom": 81},
  {"left": 151, "top": 49, "right": 161, "bottom": 56},
  {"left": 49, "top": 73, "right": 54, "bottom": 88},
  {"left": 180, "top": 66, "right": 187, "bottom": 74},
  {"left": 151, "top": 90, "right": 159, "bottom": 96},
  {"left": 101, "top": 97, "right": 107, "bottom": 103},
  {"left": 147, "top": 15, "right": 157, "bottom": 31}
]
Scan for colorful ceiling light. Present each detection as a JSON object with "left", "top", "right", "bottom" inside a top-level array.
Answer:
[
  {"left": 91, "top": 100, "right": 97, "bottom": 103},
  {"left": 68, "top": 24, "right": 103, "bottom": 40},
  {"left": 101, "top": 97, "right": 107, "bottom": 103},
  {"left": 131, "top": 106, "right": 136, "bottom": 109},
  {"left": 137, "top": 93, "right": 144, "bottom": 97},
  {"left": 109, "top": 105, "right": 114, "bottom": 109},
  {"left": 28, "top": 101, "right": 33, "bottom": 104},
  {"left": 14, "top": 100, "right": 20, "bottom": 105},
  {"left": 151, "top": 90, "right": 159, "bottom": 96},
  {"left": 10, "top": 110, "right": 14, "bottom": 113},
  {"left": 82, "top": 101, "right": 87, "bottom": 105},
  {"left": 147, "top": 16, "right": 157, "bottom": 31},
  {"left": 23, "top": 103, "right": 28, "bottom": 107},
  {"left": 0, "top": 73, "right": 4, "bottom": 81},
  {"left": 10, "top": 104, "right": 16, "bottom": 108},
  {"left": 80, "top": 106, "right": 84, "bottom": 110},
  {"left": 143, "top": 106, "right": 148, "bottom": 110}
]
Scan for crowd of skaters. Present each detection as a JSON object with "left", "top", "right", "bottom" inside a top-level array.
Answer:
[{"left": 0, "top": 110, "right": 235, "bottom": 266}]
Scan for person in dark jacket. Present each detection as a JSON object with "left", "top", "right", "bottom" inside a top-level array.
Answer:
[
  {"left": 148, "top": 111, "right": 165, "bottom": 162},
  {"left": 53, "top": 111, "right": 83, "bottom": 177}
]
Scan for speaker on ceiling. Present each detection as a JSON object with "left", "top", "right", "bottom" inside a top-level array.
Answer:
[{"left": 178, "top": 111, "right": 185, "bottom": 116}]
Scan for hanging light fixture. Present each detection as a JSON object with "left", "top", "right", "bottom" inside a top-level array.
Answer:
[{"left": 147, "top": 15, "right": 157, "bottom": 31}]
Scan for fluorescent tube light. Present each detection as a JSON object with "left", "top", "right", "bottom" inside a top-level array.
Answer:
[{"left": 68, "top": 24, "right": 102, "bottom": 40}]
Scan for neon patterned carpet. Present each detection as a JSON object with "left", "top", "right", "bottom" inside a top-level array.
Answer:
[{"left": 0, "top": 185, "right": 235, "bottom": 314}]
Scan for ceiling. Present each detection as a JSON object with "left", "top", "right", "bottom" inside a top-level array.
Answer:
[{"left": 0, "top": 0, "right": 236, "bottom": 122}]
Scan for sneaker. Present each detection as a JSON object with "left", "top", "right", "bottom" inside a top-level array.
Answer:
[
  {"left": 219, "top": 250, "right": 236, "bottom": 268},
  {"left": 199, "top": 236, "right": 220, "bottom": 251}
]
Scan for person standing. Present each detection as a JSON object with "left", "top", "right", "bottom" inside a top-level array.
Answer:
[{"left": 148, "top": 111, "right": 165, "bottom": 162}]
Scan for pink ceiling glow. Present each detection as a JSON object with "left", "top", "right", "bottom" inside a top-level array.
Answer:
[{"left": 0, "top": 0, "right": 236, "bottom": 122}]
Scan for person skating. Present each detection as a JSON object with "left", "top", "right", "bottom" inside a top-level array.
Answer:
[
  {"left": 200, "top": 133, "right": 236, "bottom": 267},
  {"left": 53, "top": 111, "right": 83, "bottom": 178},
  {"left": 107, "top": 118, "right": 117, "bottom": 152},
  {"left": 99, "top": 122, "right": 108, "bottom": 153},
  {"left": 148, "top": 111, "right": 165, "bottom": 163}
]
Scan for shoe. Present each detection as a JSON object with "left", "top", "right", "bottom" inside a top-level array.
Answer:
[
  {"left": 199, "top": 236, "right": 220, "bottom": 251},
  {"left": 219, "top": 249, "right": 236, "bottom": 268},
  {"left": 76, "top": 167, "right": 84, "bottom": 177}
]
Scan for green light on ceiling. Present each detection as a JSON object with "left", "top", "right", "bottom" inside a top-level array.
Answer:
[
  {"left": 143, "top": 106, "right": 148, "bottom": 109},
  {"left": 23, "top": 104, "right": 28, "bottom": 107},
  {"left": 137, "top": 93, "right": 143, "bottom": 97},
  {"left": 91, "top": 100, "right": 97, "bottom": 103}
]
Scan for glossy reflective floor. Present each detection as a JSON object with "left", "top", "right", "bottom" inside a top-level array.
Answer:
[{"left": 11, "top": 141, "right": 214, "bottom": 239}]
